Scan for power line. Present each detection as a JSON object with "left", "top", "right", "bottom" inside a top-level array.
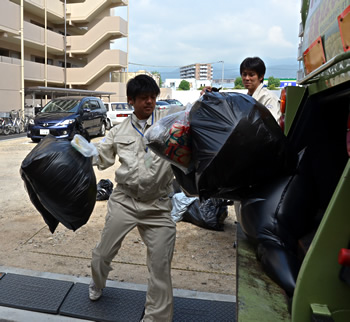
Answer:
[
  {"left": 129, "top": 61, "right": 224, "bottom": 69},
  {"left": 129, "top": 62, "right": 181, "bottom": 68}
]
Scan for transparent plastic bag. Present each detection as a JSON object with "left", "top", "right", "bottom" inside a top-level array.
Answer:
[
  {"left": 71, "top": 134, "right": 99, "bottom": 157},
  {"left": 170, "top": 192, "right": 197, "bottom": 223},
  {"left": 144, "top": 104, "right": 192, "bottom": 173}
]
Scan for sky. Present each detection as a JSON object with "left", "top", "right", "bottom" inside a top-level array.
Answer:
[{"left": 113, "top": 0, "right": 301, "bottom": 79}]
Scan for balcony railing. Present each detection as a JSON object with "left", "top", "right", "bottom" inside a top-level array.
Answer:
[
  {"left": 66, "top": 0, "right": 128, "bottom": 23},
  {"left": 67, "top": 16, "right": 127, "bottom": 54},
  {"left": 67, "top": 49, "right": 127, "bottom": 85}
]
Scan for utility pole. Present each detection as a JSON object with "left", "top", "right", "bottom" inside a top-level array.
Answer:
[
  {"left": 64, "top": 0, "right": 67, "bottom": 88},
  {"left": 20, "top": 0, "right": 24, "bottom": 115},
  {"left": 219, "top": 61, "right": 224, "bottom": 87}
]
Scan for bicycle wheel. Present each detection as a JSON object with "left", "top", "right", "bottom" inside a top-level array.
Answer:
[
  {"left": 3, "top": 124, "right": 10, "bottom": 135},
  {"left": 20, "top": 122, "right": 25, "bottom": 133}
]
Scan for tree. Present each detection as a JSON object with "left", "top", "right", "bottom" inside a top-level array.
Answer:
[
  {"left": 178, "top": 80, "right": 190, "bottom": 91},
  {"left": 234, "top": 76, "right": 244, "bottom": 89},
  {"left": 267, "top": 76, "right": 280, "bottom": 90},
  {"left": 151, "top": 71, "right": 162, "bottom": 87}
]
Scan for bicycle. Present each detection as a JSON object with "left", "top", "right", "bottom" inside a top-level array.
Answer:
[
  {"left": 7, "top": 110, "right": 24, "bottom": 134},
  {"left": 0, "top": 113, "right": 11, "bottom": 135},
  {"left": 19, "top": 108, "right": 34, "bottom": 132}
]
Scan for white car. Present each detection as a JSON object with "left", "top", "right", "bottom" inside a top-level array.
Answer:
[{"left": 104, "top": 102, "right": 134, "bottom": 129}]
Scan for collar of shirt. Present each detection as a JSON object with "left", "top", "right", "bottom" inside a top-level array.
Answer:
[
  {"left": 252, "top": 83, "right": 264, "bottom": 99},
  {"left": 131, "top": 112, "right": 154, "bottom": 130}
]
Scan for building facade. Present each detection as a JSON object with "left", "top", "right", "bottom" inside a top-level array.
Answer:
[
  {"left": 179, "top": 63, "right": 213, "bottom": 80},
  {"left": 0, "top": 0, "right": 128, "bottom": 112},
  {"left": 163, "top": 78, "right": 211, "bottom": 90}
]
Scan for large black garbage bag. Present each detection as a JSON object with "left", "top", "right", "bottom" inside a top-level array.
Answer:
[
  {"left": 20, "top": 135, "right": 97, "bottom": 233},
  {"left": 237, "top": 149, "right": 318, "bottom": 297},
  {"left": 171, "top": 164, "right": 198, "bottom": 197},
  {"left": 96, "top": 179, "right": 114, "bottom": 201},
  {"left": 238, "top": 173, "right": 315, "bottom": 297},
  {"left": 182, "top": 198, "right": 228, "bottom": 231},
  {"left": 173, "top": 91, "right": 297, "bottom": 200}
]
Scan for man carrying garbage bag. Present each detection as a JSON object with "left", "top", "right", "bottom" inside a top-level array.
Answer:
[{"left": 79, "top": 75, "right": 182, "bottom": 322}]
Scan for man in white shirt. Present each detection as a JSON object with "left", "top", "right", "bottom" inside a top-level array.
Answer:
[{"left": 240, "top": 56, "right": 281, "bottom": 122}]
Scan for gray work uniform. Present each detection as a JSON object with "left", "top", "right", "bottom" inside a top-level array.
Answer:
[{"left": 91, "top": 109, "right": 176, "bottom": 322}]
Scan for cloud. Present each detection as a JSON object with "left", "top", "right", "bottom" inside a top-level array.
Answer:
[{"left": 115, "top": 0, "right": 301, "bottom": 70}]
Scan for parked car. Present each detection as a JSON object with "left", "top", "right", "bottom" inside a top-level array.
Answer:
[
  {"left": 159, "top": 99, "right": 183, "bottom": 106},
  {"left": 103, "top": 102, "right": 134, "bottom": 129},
  {"left": 27, "top": 96, "right": 107, "bottom": 143},
  {"left": 156, "top": 100, "right": 171, "bottom": 110}
]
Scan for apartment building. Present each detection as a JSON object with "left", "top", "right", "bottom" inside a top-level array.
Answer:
[
  {"left": 0, "top": 0, "right": 128, "bottom": 113},
  {"left": 179, "top": 63, "right": 213, "bottom": 81}
]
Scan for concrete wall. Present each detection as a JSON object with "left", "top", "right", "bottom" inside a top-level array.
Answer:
[
  {"left": 160, "top": 88, "right": 282, "bottom": 106},
  {"left": 0, "top": 62, "right": 21, "bottom": 112},
  {"left": 160, "top": 89, "right": 249, "bottom": 106}
]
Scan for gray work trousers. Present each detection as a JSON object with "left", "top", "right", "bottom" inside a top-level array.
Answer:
[{"left": 91, "top": 190, "right": 176, "bottom": 322}]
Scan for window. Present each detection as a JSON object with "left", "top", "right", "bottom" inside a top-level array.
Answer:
[
  {"left": 30, "top": 20, "right": 54, "bottom": 31},
  {"left": 58, "top": 61, "right": 71, "bottom": 68},
  {"left": 90, "top": 100, "right": 99, "bottom": 111},
  {"left": 0, "top": 48, "right": 21, "bottom": 59}
]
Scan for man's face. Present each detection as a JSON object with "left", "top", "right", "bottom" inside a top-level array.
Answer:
[
  {"left": 129, "top": 93, "right": 157, "bottom": 120},
  {"left": 241, "top": 69, "right": 263, "bottom": 95}
]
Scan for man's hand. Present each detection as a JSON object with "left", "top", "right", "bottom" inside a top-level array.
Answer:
[{"left": 200, "top": 86, "right": 212, "bottom": 96}]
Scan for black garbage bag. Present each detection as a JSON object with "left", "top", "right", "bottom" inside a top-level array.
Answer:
[
  {"left": 20, "top": 135, "right": 97, "bottom": 233},
  {"left": 182, "top": 198, "right": 228, "bottom": 231},
  {"left": 96, "top": 179, "right": 114, "bottom": 201},
  {"left": 238, "top": 140, "right": 349, "bottom": 297},
  {"left": 173, "top": 91, "right": 297, "bottom": 200}
]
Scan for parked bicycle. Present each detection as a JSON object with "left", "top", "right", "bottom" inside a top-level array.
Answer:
[
  {"left": 7, "top": 110, "right": 24, "bottom": 134},
  {"left": 0, "top": 116, "right": 10, "bottom": 135},
  {"left": 19, "top": 108, "right": 34, "bottom": 132}
]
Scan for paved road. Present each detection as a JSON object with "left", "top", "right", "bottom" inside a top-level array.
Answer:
[{"left": 0, "top": 132, "right": 27, "bottom": 141}]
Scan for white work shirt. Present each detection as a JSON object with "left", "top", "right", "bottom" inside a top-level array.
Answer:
[{"left": 251, "top": 83, "right": 281, "bottom": 122}]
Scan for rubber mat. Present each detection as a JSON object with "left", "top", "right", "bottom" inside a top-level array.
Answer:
[
  {"left": 59, "top": 282, "right": 146, "bottom": 322},
  {"left": 173, "top": 296, "right": 236, "bottom": 322},
  {"left": 0, "top": 273, "right": 73, "bottom": 314}
]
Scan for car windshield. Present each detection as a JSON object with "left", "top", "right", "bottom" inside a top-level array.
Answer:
[
  {"left": 112, "top": 103, "right": 132, "bottom": 111},
  {"left": 156, "top": 101, "right": 169, "bottom": 105},
  {"left": 41, "top": 99, "right": 80, "bottom": 113}
]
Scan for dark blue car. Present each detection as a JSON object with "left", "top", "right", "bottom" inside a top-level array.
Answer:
[{"left": 27, "top": 96, "right": 107, "bottom": 143}]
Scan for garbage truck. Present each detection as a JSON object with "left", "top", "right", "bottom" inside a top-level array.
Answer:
[{"left": 236, "top": 0, "right": 350, "bottom": 321}]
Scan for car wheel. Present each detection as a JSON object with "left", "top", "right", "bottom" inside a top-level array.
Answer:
[
  {"left": 99, "top": 122, "right": 106, "bottom": 137},
  {"left": 31, "top": 138, "right": 40, "bottom": 143},
  {"left": 106, "top": 119, "right": 112, "bottom": 130}
]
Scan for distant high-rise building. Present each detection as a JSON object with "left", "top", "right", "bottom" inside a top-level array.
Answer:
[{"left": 180, "top": 63, "right": 213, "bottom": 80}]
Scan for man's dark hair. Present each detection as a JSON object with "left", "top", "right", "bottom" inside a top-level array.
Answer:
[
  {"left": 127, "top": 74, "right": 160, "bottom": 100},
  {"left": 240, "top": 57, "right": 266, "bottom": 81}
]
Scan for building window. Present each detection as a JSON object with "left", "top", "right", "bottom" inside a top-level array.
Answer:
[
  {"left": 58, "top": 61, "right": 72, "bottom": 68},
  {"left": 0, "top": 48, "right": 21, "bottom": 59},
  {"left": 30, "top": 20, "right": 53, "bottom": 31}
]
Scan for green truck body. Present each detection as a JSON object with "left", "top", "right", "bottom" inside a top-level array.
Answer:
[
  {"left": 237, "top": 1, "right": 350, "bottom": 321},
  {"left": 290, "top": 1, "right": 350, "bottom": 321}
]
